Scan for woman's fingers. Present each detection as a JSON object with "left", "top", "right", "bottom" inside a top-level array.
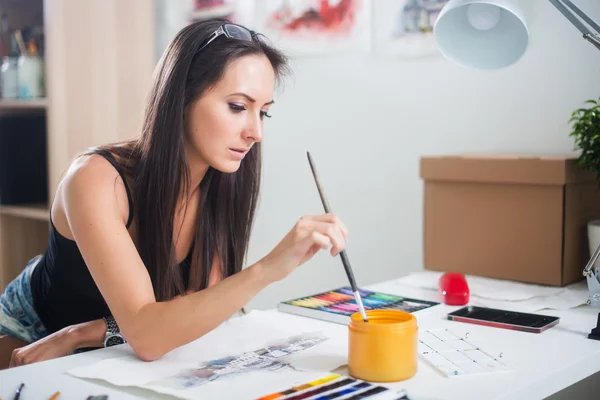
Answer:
[
  {"left": 296, "top": 218, "right": 347, "bottom": 256},
  {"left": 261, "top": 213, "right": 350, "bottom": 282},
  {"left": 311, "top": 231, "right": 331, "bottom": 250},
  {"left": 300, "top": 213, "right": 348, "bottom": 237}
]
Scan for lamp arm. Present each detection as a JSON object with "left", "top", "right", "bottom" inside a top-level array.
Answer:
[
  {"left": 549, "top": 0, "right": 600, "bottom": 51},
  {"left": 584, "top": 240, "right": 600, "bottom": 276},
  {"left": 583, "top": 33, "right": 600, "bottom": 51},
  {"left": 560, "top": 0, "right": 600, "bottom": 33}
]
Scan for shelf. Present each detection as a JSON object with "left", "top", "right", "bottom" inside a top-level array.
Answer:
[
  {"left": 0, "top": 203, "right": 49, "bottom": 221},
  {"left": 0, "top": 99, "right": 47, "bottom": 110}
]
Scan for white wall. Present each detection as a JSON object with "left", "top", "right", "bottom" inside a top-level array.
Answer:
[
  {"left": 155, "top": 1, "right": 600, "bottom": 310},
  {"left": 243, "top": 0, "right": 600, "bottom": 310}
]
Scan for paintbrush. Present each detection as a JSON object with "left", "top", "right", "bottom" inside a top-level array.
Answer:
[
  {"left": 14, "top": 30, "right": 27, "bottom": 55},
  {"left": 306, "top": 151, "right": 368, "bottom": 322}
]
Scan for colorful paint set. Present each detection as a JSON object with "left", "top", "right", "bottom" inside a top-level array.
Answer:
[
  {"left": 278, "top": 287, "right": 439, "bottom": 325},
  {"left": 255, "top": 373, "right": 409, "bottom": 400}
]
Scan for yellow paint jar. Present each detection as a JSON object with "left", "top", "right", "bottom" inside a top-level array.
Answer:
[{"left": 348, "top": 309, "right": 418, "bottom": 382}]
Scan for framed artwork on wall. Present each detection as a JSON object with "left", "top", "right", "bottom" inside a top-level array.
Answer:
[
  {"left": 253, "top": 0, "right": 372, "bottom": 57},
  {"left": 190, "top": 0, "right": 256, "bottom": 29},
  {"left": 191, "top": 0, "right": 234, "bottom": 20},
  {"left": 156, "top": 0, "right": 374, "bottom": 59},
  {"left": 155, "top": 0, "right": 257, "bottom": 59},
  {"left": 372, "top": 0, "right": 448, "bottom": 58}
]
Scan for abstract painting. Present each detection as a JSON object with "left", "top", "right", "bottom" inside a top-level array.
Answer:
[
  {"left": 190, "top": 0, "right": 233, "bottom": 20},
  {"left": 372, "top": 0, "right": 449, "bottom": 58},
  {"left": 254, "top": 0, "right": 371, "bottom": 57},
  {"left": 190, "top": 0, "right": 257, "bottom": 29}
]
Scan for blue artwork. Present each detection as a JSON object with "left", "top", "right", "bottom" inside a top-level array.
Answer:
[
  {"left": 394, "top": 0, "right": 448, "bottom": 36},
  {"left": 373, "top": 0, "right": 449, "bottom": 58}
]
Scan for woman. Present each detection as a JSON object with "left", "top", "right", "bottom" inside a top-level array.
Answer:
[{"left": 0, "top": 19, "right": 348, "bottom": 368}]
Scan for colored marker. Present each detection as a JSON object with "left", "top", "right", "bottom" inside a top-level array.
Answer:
[{"left": 13, "top": 383, "right": 24, "bottom": 400}]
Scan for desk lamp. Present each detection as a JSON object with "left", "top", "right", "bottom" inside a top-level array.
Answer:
[{"left": 433, "top": 0, "right": 600, "bottom": 340}]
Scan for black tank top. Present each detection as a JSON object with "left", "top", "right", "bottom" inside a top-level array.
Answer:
[{"left": 30, "top": 150, "right": 193, "bottom": 333}]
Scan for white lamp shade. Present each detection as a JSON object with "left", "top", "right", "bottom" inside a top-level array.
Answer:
[{"left": 434, "top": 0, "right": 529, "bottom": 69}]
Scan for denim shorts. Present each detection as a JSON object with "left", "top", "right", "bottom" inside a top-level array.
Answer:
[{"left": 0, "top": 255, "right": 49, "bottom": 343}]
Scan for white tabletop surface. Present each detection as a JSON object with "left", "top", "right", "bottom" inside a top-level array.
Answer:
[{"left": 1, "top": 277, "right": 600, "bottom": 400}]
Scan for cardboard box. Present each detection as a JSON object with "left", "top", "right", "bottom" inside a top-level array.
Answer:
[{"left": 420, "top": 154, "right": 600, "bottom": 286}]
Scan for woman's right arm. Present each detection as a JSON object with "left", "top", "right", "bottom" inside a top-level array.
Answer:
[{"left": 61, "top": 156, "right": 347, "bottom": 361}]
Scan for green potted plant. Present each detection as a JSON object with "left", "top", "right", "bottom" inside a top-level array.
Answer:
[
  {"left": 569, "top": 97, "right": 600, "bottom": 261},
  {"left": 570, "top": 97, "right": 600, "bottom": 181}
]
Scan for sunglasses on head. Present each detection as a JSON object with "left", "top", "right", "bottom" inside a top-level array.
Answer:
[{"left": 198, "top": 23, "right": 255, "bottom": 52}]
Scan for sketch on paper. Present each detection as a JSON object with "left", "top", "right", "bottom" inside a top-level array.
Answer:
[
  {"left": 373, "top": 0, "right": 449, "bottom": 58},
  {"left": 255, "top": 0, "right": 371, "bottom": 56},
  {"left": 146, "top": 332, "right": 328, "bottom": 390}
]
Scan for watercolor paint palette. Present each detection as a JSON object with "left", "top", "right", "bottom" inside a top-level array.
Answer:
[
  {"left": 255, "top": 373, "right": 410, "bottom": 400},
  {"left": 278, "top": 286, "right": 439, "bottom": 325}
]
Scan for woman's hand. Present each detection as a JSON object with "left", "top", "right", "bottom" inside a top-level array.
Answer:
[
  {"left": 258, "top": 213, "right": 349, "bottom": 283},
  {"left": 9, "top": 319, "right": 106, "bottom": 367},
  {"left": 10, "top": 330, "right": 78, "bottom": 367}
]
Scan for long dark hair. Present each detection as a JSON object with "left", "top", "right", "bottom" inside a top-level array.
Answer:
[{"left": 90, "top": 19, "right": 289, "bottom": 301}]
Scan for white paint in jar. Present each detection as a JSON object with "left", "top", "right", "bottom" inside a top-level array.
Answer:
[{"left": 1, "top": 57, "right": 19, "bottom": 99}]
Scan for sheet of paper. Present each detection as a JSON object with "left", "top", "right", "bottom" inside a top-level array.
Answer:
[
  {"left": 394, "top": 271, "right": 589, "bottom": 312},
  {"left": 67, "top": 310, "right": 348, "bottom": 400},
  {"left": 71, "top": 357, "right": 328, "bottom": 400},
  {"left": 468, "top": 281, "right": 589, "bottom": 312},
  {"left": 396, "top": 271, "right": 566, "bottom": 301}
]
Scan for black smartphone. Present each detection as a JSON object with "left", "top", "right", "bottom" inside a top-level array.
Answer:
[{"left": 447, "top": 305, "right": 560, "bottom": 333}]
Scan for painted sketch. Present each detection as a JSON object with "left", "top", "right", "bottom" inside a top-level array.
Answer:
[
  {"left": 373, "top": 0, "right": 449, "bottom": 58},
  {"left": 254, "top": 0, "right": 371, "bottom": 57},
  {"left": 154, "top": 0, "right": 255, "bottom": 60},
  {"left": 190, "top": 0, "right": 256, "bottom": 29},
  {"left": 147, "top": 332, "right": 328, "bottom": 390}
]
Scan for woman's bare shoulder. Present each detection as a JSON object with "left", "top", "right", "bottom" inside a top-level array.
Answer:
[
  {"left": 69, "top": 153, "right": 130, "bottom": 183},
  {"left": 52, "top": 153, "right": 132, "bottom": 239}
]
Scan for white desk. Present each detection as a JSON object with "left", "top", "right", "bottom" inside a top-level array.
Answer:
[{"left": 1, "top": 278, "right": 600, "bottom": 400}]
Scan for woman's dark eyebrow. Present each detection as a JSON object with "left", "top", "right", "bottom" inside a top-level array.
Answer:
[{"left": 230, "top": 92, "right": 274, "bottom": 105}]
